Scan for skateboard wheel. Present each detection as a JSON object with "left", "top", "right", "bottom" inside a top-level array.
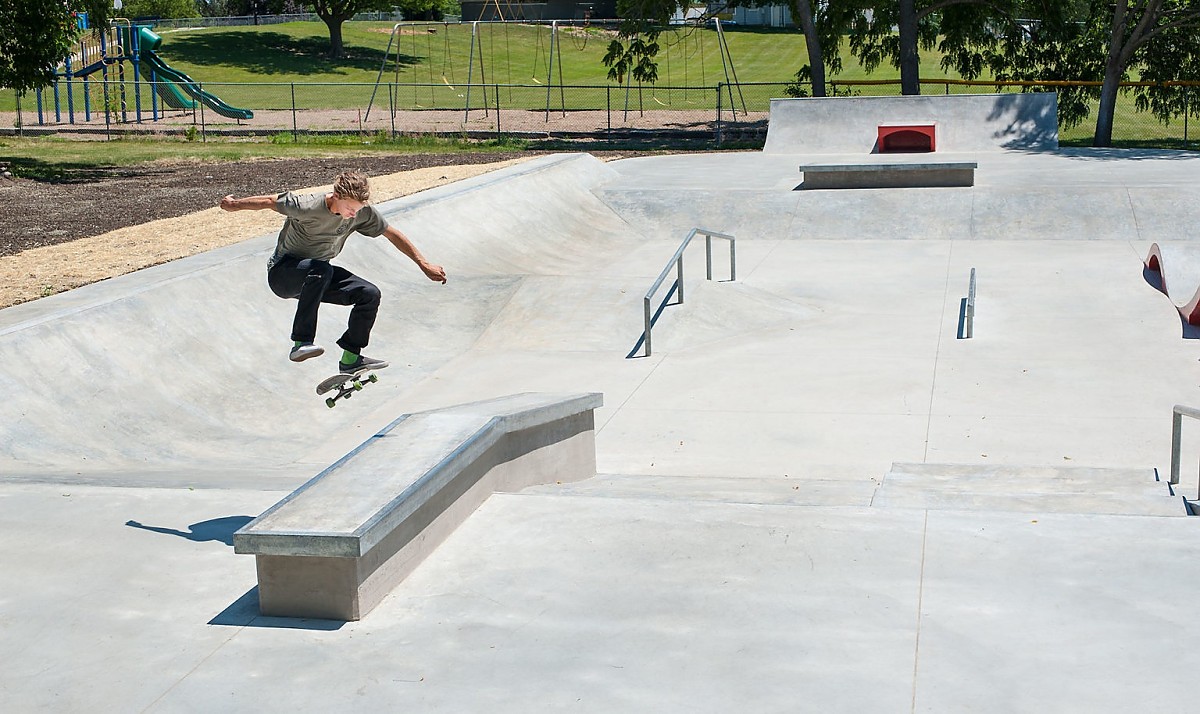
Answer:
[
  {"left": 325, "top": 398, "right": 336, "bottom": 408},
  {"left": 352, "top": 381, "right": 363, "bottom": 391},
  {"left": 367, "top": 374, "right": 378, "bottom": 383}
]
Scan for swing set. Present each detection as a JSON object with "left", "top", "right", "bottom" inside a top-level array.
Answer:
[{"left": 363, "top": 19, "right": 746, "bottom": 124}]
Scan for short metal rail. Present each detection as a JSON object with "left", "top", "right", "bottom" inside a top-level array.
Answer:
[
  {"left": 964, "top": 268, "right": 977, "bottom": 339},
  {"left": 1170, "top": 405, "right": 1200, "bottom": 499},
  {"left": 641, "top": 228, "right": 736, "bottom": 357}
]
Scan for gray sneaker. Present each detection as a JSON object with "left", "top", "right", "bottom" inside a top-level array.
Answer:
[
  {"left": 289, "top": 343, "right": 325, "bottom": 362},
  {"left": 340, "top": 354, "right": 389, "bottom": 374}
]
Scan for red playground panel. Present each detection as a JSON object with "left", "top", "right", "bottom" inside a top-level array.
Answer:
[{"left": 878, "top": 123, "right": 937, "bottom": 153}]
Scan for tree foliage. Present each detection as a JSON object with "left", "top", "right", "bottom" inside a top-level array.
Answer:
[
  {"left": 0, "top": 0, "right": 114, "bottom": 93},
  {"left": 121, "top": 0, "right": 201, "bottom": 18},
  {"left": 606, "top": 0, "right": 838, "bottom": 96},
  {"left": 975, "top": 0, "right": 1200, "bottom": 145},
  {"left": 829, "top": 1, "right": 1035, "bottom": 96},
  {"left": 393, "top": 0, "right": 458, "bottom": 21},
  {"left": 198, "top": 1, "right": 308, "bottom": 15}
]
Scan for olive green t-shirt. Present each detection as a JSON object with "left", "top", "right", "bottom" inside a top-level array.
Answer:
[{"left": 268, "top": 191, "right": 389, "bottom": 267}]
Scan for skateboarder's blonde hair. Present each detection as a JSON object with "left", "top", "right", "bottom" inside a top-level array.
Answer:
[{"left": 333, "top": 171, "right": 371, "bottom": 203}]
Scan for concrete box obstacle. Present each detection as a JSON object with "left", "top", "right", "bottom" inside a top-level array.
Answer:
[
  {"left": 798, "top": 160, "right": 977, "bottom": 189},
  {"left": 233, "top": 392, "right": 603, "bottom": 621}
]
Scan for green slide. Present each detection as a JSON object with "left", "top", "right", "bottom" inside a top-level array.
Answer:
[{"left": 135, "top": 26, "right": 253, "bottom": 121}]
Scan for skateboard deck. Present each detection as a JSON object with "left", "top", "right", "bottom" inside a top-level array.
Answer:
[{"left": 316, "top": 370, "right": 380, "bottom": 408}]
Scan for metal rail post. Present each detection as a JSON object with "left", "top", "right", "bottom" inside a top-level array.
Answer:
[
  {"left": 1169, "top": 405, "right": 1200, "bottom": 498},
  {"left": 964, "top": 268, "right": 977, "bottom": 339},
  {"left": 640, "top": 228, "right": 736, "bottom": 357}
]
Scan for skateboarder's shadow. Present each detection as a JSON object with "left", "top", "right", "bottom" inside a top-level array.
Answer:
[
  {"left": 1143, "top": 265, "right": 1200, "bottom": 339},
  {"left": 125, "top": 516, "right": 253, "bottom": 547}
]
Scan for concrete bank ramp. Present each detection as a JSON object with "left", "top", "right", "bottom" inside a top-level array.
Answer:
[
  {"left": 0, "top": 154, "right": 636, "bottom": 480},
  {"left": 1145, "top": 242, "right": 1200, "bottom": 325},
  {"left": 763, "top": 94, "right": 1059, "bottom": 154}
]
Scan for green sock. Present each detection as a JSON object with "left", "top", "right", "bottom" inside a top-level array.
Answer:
[
  {"left": 294, "top": 341, "right": 305, "bottom": 348},
  {"left": 340, "top": 350, "right": 358, "bottom": 365}
]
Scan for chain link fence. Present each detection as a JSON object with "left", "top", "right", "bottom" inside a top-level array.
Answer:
[{"left": 1, "top": 79, "right": 1196, "bottom": 147}]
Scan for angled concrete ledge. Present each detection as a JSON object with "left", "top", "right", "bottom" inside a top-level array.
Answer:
[
  {"left": 233, "top": 392, "right": 603, "bottom": 620},
  {"left": 799, "top": 161, "right": 977, "bottom": 189}
]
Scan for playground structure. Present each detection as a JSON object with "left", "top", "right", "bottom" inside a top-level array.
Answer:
[
  {"left": 364, "top": 19, "right": 746, "bottom": 122},
  {"left": 36, "top": 18, "right": 252, "bottom": 126}
]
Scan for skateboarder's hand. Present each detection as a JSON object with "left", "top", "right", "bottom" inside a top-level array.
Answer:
[
  {"left": 219, "top": 195, "right": 237, "bottom": 211},
  {"left": 422, "top": 262, "right": 447, "bottom": 284}
]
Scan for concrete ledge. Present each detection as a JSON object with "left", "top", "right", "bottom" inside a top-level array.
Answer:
[
  {"left": 799, "top": 161, "right": 977, "bottom": 189},
  {"left": 233, "top": 392, "right": 603, "bottom": 620}
]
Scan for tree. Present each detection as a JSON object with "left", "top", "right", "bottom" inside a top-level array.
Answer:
[
  {"left": 394, "top": 0, "right": 457, "bottom": 21},
  {"left": 1090, "top": 1, "right": 1200, "bottom": 146},
  {"left": 1133, "top": 7, "right": 1200, "bottom": 139},
  {"left": 983, "top": 1, "right": 1200, "bottom": 146},
  {"left": 306, "top": 0, "right": 392, "bottom": 58},
  {"left": 832, "top": 1, "right": 1030, "bottom": 95},
  {"left": 605, "top": 0, "right": 838, "bottom": 96},
  {"left": 0, "top": 0, "right": 112, "bottom": 93},
  {"left": 121, "top": 0, "right": 201, "bottom": 18}
]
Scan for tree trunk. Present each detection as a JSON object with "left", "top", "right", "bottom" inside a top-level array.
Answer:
[
  {"left": 324, "top": 17, "right": 345, "bottom": 59},
  {"left": 1093, "top": 0, "right": 1131, "bottom": 147},
  {"left": 794, "top": 0, "right": 826, "bottom": 97},
  {"left": 898, "top": 0, "right": 921, "bottom": 95},
  {"left": 1093, "top": 60, "right": 1122, "bottom": 147}
]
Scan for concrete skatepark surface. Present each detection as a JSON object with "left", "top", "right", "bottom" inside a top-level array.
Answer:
[{"left": 5, "top": 97, "right": 1200, "bottom": 709}]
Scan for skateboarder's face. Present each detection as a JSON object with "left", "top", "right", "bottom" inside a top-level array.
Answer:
[{"left": 328, "top": 194, "right": 367, "bottom": 220}]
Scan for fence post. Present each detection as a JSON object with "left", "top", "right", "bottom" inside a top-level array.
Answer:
[
  {"left": 606, "top": 84, "right": 611, "bottom": 135},
  {"left": 199, "top": 82, "right": 206, "bottom": 143},
  {"left": 15, "top": 91, "right": 21, "bottom": 137},
  {"left": 495, "top": 83, "right": 501, "bottom": 139},
  {"left": 389, "top": 82, "right": 396, "bottom": 139},
  {"left": 103, "top": 79, "right": 111, "bottom": 140},
  {"left": 715, "top": 84, "right": 723, "bottom": 145},
  {"left": 1186, "top": 86, "right": 1191, "bottom": 145},
  {"left": 291, "top": 83, "right": 298, "bottom": 142}
]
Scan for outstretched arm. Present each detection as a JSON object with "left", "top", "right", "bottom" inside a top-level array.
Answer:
[
  {"left": 219, "top": 194, "right": 279, "bottom": 212},
  {"left": 383, "top": 225, "right": 447, "bottom": 284}
]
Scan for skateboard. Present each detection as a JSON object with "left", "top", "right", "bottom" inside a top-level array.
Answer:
[{"left": 315, "top": 370, "right": 380, "bottom": 408}]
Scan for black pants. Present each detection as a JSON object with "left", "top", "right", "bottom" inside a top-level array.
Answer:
[{"left": 267, "top": 255, "right": 381, "bottom": 354}]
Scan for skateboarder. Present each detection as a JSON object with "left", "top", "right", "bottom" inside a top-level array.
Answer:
[{"left": 220, "top": 170, "right": 446, "bottom": 373}]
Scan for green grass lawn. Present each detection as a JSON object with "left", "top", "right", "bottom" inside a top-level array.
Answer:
[
  {"left": 1, "top": 21, "right": 1195, "bottom": 148},
  {"left": 0, "top": 134, "right": 529, "bottom": 180},
  {"left": 149, "top": 23, "right": 811, "bottom": 86}
]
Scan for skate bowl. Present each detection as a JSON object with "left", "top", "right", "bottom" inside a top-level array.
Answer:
[
  {"left": 763, "top": 93, "right": 1059, "bottom": 154},
  {"left": 6, "top": 105, "right": 1200, "bottom": 710},
  {"left": 0, "top": 153, "right": 638, "bottom": 484}
]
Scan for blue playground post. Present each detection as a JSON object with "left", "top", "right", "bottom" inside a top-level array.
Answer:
[
  {"left": 64, "top": 56, "right": 75, "bottom": 124},
  {"left": 131, "top": 27, "right": 143, "bottom": 122}
]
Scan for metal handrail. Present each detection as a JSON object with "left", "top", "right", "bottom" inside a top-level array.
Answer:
[
  {"left": 1170, "top": 405, "right": 1200, "bottom": 498},
  {"left": 641, "top": 228, "right": 736, "bottom": 357}
]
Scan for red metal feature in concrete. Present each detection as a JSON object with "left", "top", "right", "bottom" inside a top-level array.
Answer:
[
  {"left": 1145, "top": 243, "right": 1200, "bottom": 325},
  {"left": 878, "top": 123, "right": 936, "bottom": 153}
]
